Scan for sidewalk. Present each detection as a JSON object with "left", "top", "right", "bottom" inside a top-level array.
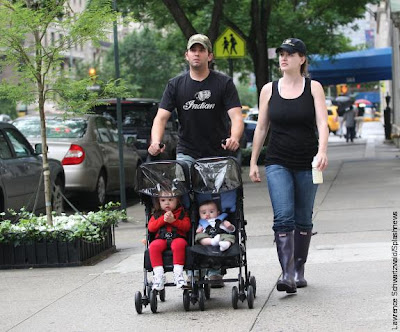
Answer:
[{"left": 1, "top": 121, "right": 399, "bottom": 332}]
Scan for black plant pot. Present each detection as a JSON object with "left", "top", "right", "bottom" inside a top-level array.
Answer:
[{"left": 0, "top": 226, "right": 116, "bottom": 269}]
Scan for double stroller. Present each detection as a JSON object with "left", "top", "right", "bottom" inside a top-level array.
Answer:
[{"left": 135, "top": 156, "right": 256, "bottom": 313}]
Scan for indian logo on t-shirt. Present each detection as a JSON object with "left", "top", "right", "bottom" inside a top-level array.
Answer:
[
  {"left": 183, "top": 90, "right": 215, "bottom": 111},
  {"left": 195, "top": 90, "right": 211, "bottom": 101}
]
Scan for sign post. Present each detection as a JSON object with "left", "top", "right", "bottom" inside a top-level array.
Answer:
[{"left": 214, "top": 27, "right": 246, "bottom": 77}]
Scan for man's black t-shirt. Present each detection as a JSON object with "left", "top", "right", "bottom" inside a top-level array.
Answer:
[{"left": 160, "top": 70, "right": 241, "bottom": 159}]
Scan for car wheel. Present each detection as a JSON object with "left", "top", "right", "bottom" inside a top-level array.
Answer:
[
  {"left": 52, "top": 178, "right": 64, "bottom": 215},
  {"left": 93, "top": 172, "right": 106, "bottom": 206}
]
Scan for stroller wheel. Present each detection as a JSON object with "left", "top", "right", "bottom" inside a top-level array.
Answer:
[
  {"left": 232, "top": 286, "right": 239, "bottom": 309},
  {"left": 135, "top": 291, "right": 143, "bottom": 314},
  {"left": 183, "top": 289, "right": 190, "bottom": 311},
  {"left": 204, "top": 283, "right": 211, "bottom": 300},
  {"left": 249, "top": 275, "right": 257, "bottom": 298},
  {"left": 198, "top": 288, "right": 205, "bottom": 311},
  {"left": 247, "top": 285, "right": 255, "bottom": 309},
  {"left": 159, "top": 288, "right": 166, "bottom": 302},
  {"left": 150, "top": 290, "right": 158, "bottom": 313}
]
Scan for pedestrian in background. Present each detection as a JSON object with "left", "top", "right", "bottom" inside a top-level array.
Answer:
[
  {"left": 249, "top": 38, "right": 329, "bottom": 294},
  {"left": 355, "top": 104, "right": 364, "bottom": 138},
  {"left": 148, "top": 33, "right": 244, "bottom": 287},
  {"left": 343, "top": 105, "right": 356, "bottom": 143}
]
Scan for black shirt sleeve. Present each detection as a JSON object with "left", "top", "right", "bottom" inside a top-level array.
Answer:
[{"left": 159, "top": 79, "right": 176, "bottom": 112}]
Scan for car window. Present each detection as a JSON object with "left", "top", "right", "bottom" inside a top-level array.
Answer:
[
  {"left": 4, "top": 128, "right": 32, "bottom": 157},
  {"left": 0, "top": 131, "right": 13, "bottom": 159},
  {"left": 14, "top": 117, "right": 87, "bottom": 138},
  {"left": 106, "top": 120, "right": 119, "bottom": 142},
  {"left": 122, "top": 107, "right": 153, "bottom": 127},
  {"left": 247, "top": 114, "right": 258, "bottom": 121},
  {"left": 95, "top": 117, "right": 112, "bottom": 143},
  {"left": 46, "top": 118, "right": 87, "bottom": 138},
  {"left": 94, "top": 103, "right": 158, "bottom": 128}
]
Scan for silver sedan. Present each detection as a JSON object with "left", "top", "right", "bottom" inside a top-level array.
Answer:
[{"left": 14, "top": 114, "right": 142, "bottom": 206}]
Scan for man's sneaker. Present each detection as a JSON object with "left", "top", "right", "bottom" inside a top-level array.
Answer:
[
  {"left": 152, "top": 274, "right": 166, "bottom": 291},
  {"left": 174, "top": 273, "right": 186, "bottom": 289}
]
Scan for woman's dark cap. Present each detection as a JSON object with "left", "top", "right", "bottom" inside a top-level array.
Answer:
[{"left": 276, "top": 38, "right": 307, "bottom": 55}]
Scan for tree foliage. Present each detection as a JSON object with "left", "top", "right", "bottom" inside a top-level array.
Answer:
[
  {"left": 117, "top": 0, "right": 377, "bottom": 100},
  {"left": 101, "top": 27, "right": 184, "bottom": 99},
  {"left": 0, "top": 0, "right": 126, "bottom": 224}
]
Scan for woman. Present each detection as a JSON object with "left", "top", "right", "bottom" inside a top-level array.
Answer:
[{"left": 249, "top": 38, "right": 329, "bottom": 294}]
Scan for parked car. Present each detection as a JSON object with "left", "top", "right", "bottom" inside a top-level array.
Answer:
[
  {"left": 0, "top": 122, "right": 65, "bottom": 216},
  {"left": 0, "top": 114, "right": 12, "bottom": 123},
  {"left": 327, "top": 105, "right": 340, "bottom": 134},
  {"left": 244, "top": 109, "right": 258, "bottom": 147},
  {"left": 241, "top": 105, "right": 251, "bottom": 118},
  {"left": 13, "top": 114, "right": 141, "bottom": 206},
  {"left": 91, "top": 98, "right": 179, "bottom": 160}
]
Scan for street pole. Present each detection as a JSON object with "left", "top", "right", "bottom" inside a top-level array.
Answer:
[
  {"left": 228, "top": 58, "right": 233, "bottom": 78},
  {"left": 112, "top": 0, "right": 127, "bottom": 212}
]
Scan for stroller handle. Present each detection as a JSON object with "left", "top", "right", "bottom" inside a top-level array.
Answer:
[{"left": 146, "top": 143, "right": 165, "bottom": 162}]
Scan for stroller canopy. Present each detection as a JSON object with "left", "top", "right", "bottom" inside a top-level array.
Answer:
[
  {"left": 137, "top": 161, "right": 190, "bottom": 197},
  {"left": 192, "top": 157, "right": 242, "bottom": 194}
]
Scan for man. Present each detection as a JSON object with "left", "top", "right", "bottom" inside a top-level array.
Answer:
[{"left": 148, "top": 34, "right": 244, "bottom": 286}]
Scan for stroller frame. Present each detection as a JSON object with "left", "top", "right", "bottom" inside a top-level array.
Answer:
[
  {"left": 134, "top": 157, "right": 256, "bottom": 313},
  {"left": 184, "top": 156, "right": 256, "bottom": 311}
]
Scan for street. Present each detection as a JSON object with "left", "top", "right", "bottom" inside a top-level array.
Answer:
[{"left": 1, "top": 120, "right": 399, "bottom": 332}]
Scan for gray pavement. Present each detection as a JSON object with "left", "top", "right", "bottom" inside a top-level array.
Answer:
[{"left": 1, "top": 120, "right": 399, "bottom": 332}]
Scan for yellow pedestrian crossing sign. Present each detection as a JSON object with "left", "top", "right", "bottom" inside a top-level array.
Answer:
[{"left": 214, "top": 27, "right": 246, "bottom": 59}]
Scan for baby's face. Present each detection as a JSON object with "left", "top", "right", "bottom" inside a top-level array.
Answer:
[
  {"left": 159, "top": 197, "right": 178, "bottom": 212},
  {"left": 199, "top": 203, "right": 219, "bottom": 220}
]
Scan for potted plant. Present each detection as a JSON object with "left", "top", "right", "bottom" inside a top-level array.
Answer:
[{"left": 0, "top": 202, "right": 126, "bottom": 269}]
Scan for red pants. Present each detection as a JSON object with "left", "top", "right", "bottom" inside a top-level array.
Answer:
[{"left": 149, "top": 238, "right": 187, "bottom": 267}]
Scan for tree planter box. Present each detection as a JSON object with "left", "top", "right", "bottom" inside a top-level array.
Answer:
[{"left": 0, "top": 226, "right": 115, "bottom": 269}]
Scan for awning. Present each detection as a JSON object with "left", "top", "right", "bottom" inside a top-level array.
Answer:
[
  {"left": 354, "top": 91, "right": 380, "bottom": 104},
  {"left": 308, "top": 48, "right": 392, "bottom": 85}
]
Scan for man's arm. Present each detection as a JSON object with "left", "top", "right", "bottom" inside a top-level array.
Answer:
[
  {"left": 225, "top": 106, "right": 244, "bottom": 151},
  {"left": 148, "top": 108, "right": 171, "bottom": 156}
]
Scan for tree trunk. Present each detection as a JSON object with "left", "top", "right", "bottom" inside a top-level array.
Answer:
[
  {"left": 37, "top": 83, "right": 53, "bottom": 225},
  {"left": 207, "top": 0, "right": 224, "bottom": 44},
  {"left": 248, "top": 0, "right": 272, "bottom": 103},
  {"left": 162, "top": 0, "right": 224, "bottom": 43},
  {"left": 161, "top": 0, "right": 196, "bottom": 38}
]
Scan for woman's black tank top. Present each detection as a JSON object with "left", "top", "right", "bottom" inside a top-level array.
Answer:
[{"left": 264, "top": 78, "right": 318, "bottom": 170}]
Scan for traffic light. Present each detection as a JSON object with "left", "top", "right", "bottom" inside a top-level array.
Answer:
[
  {"left": 88, "top": 67, "right": 96, "bottom": 81},
  {"left": 336, "top": 84, "right": 348, "bottom": 95}
]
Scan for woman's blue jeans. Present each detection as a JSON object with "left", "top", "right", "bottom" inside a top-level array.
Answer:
[{"left": 265, "top": 165, "right": 318, "bottom": 233}]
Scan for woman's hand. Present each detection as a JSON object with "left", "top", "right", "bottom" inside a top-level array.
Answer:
[
  {"left": 249, "top": 164, "right": 261, "bottom": 182},
  {"left": 315, "top": 152, "right": 328, "bottom": 171}
]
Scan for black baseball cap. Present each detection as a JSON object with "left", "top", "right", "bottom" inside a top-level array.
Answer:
[{"left": 276, "top": 38, "right": 307, "bottom": 55}]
